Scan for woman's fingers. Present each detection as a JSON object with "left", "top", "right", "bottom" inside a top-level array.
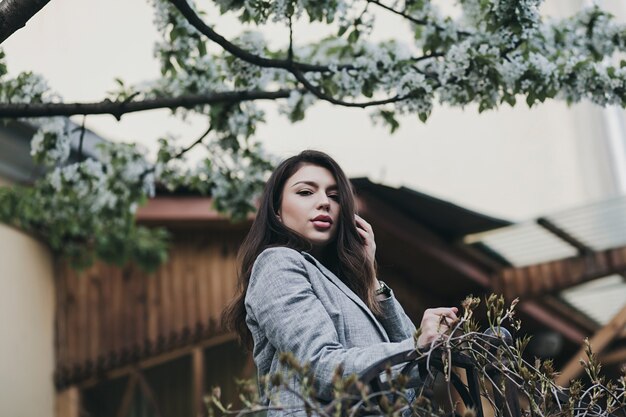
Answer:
[
  {"left": 416, "top": 307, "right": 459, "bottom": 348},
  {"left": 355, "top": 214, "right": 376, "bottom": 264}
]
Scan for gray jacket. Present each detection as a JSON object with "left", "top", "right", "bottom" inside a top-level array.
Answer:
[{"left": 245, "top": 247, "right": 417, "bottom": 415}]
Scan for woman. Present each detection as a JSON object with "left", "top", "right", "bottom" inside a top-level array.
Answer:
[{"left": 223, "top": 150, "right": 458, "bottom": 415}]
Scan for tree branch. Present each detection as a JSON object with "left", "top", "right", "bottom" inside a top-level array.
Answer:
[
  {"left": 291, "top": 69, "right": 405, "bottom": 108},
  {"left": 366, "top": 0, "right": 471, "bottom": 37},
  {"left": 0, "top": 0, "right": 52, "bottom": 45},
  {"left": 0, "top": 89, "right": 295, "bottom": 119},
  {"left": 167, "top": 0, "right": 335, "bottom": 73},
  {"left": 168, "top": 0, "right": 444, "bottom": 109}
]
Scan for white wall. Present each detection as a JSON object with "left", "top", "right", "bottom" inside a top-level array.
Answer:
[{"left": 0, "top": 189, "right": 56, "bottom": 417}]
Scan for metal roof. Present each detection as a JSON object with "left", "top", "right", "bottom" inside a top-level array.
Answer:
[
  {"left": 464, "top": 195, "right": 626, "bottom": 267},
  {"left": 464, "top": 195, "right": 626, "bottom": 327},
  {"left": 560, "top": 274, "right": 626, "bottom": 326}
]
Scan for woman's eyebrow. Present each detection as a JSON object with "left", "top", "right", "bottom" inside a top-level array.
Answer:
[
  {"left": 290, "top": 181, "right": 338, "bottom": 189},
  {"left": 290, "top": 180, "right": 318, "bottom": 188}
]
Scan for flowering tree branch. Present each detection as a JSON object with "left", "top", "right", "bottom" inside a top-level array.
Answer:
[{"left": 3, "top": 0, "right": 626, "bottom": 270}]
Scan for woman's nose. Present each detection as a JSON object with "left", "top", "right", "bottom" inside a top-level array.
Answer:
[{"left": 317, "top": 194, "right": 330, "bottom": 210}]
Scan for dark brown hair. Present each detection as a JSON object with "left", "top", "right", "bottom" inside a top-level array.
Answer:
[{"left": 222, "top": 150, "right": 380, "bottom": 347}]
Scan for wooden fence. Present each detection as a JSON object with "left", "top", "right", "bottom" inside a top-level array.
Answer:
[{"left": 54, "top": 229, "right": 246, "bottom": 387}]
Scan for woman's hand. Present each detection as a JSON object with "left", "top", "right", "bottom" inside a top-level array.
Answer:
[
  {"left": 416, "top": 307, "right": 459, "bottom": 348},
  {"left": 355, "top": 214, "right": 376, "bottom": 269}
]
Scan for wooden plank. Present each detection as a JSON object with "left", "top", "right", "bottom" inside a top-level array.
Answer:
[
  {"left": 223, "top": 237, "right": 239, "bottom": 311},
  {"left": 111, "top": 265, "right": 123, "bottom": 363},
  {"left": 78, "top": 333, "right": 237, "bottom": 389},
  {"left": 598, "top": 347, "right": 626, "bottom": 365},
  {"left": 184, "top": 242, "right": 197, "bottom": 336},
  {"left": 136, "top": 370, "right": 164, "bottom": 417},
  {"left": 89, "top": 271, "right": 100, "bottom": 369},
  {"left": 103, "top": 267, "right": 118, "bottom": 365},
  {"left": 132, "top": 266, "right": 143, "bottom": 355},
  {"left": 66, "top": 268, "right": 76, "bottom": 371},
  {"left": 122, "top": 268, "right": 133, "bottom": 358},
  {"left": 540, "top": 296, "right": 598, "bottom": 334},
  {"left": 196, "top": 236, "right": 211, "bottom": 331},
  {"left": 192, "top": 348, "right": 206, "bottom": 417},
  {"left": 210, "top": 239, "right": 223, "bottom": 322},
  {"left": 520, "top": 301, "right": 587, "bottom": 344},
  {"left": 172, "top": 247, "right": 184, "bottom": 340},
  {"left": 78, "top": 268, "right": 89, "bottom": 369},
  {"left": 146, "top": 263, "right": 159, "bottom": 351},
  {"left": 115, "top": 373, "right": 138, "bottom": 417},
  {"left": 539, "top": 262, "right": 553, "bottom": 294},
  {"left": 527, "top": 264, "right": 541, "bottom": 296},
  {"left": 54, "top": 229, "right": 250, "bottom": 382},
  {"left": 160, "top": 255, "right": 172, "bottom": 344},
  {"left": 556, "top": 304, "right": 626, "bottom": 386},
  {"left": 496, "top": 246, "right": 626, "bottom": 300}
]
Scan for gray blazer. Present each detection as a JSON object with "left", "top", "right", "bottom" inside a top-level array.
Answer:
[{"left": 245, "top": 247, "right": 417, "bottom": 415}]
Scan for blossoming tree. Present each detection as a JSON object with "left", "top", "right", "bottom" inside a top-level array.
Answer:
[{"left": 1, "top": 0, "right": 625, "bottom": 269}]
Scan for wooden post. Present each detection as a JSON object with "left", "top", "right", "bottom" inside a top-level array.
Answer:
[
  {"left": 192, "top": 347, "right": 206, "bottom": 417},
  {"left": 556, "top": 304, "right": 626, "bottom": 386},
  {"left": 55, "top": 386, "right": 80, "bottom": 417}
]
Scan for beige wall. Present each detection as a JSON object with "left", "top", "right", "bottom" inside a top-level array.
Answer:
[{"left": 0, "top": 223, "right": 55, "bottom": 417}]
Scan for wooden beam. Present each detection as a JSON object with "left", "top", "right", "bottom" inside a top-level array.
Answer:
[
  {"left": 192, "top": 348, "right": 206, "bottom": 417},
  {"left": 136, "top": 197, "right": 254, "bottom": 223},
  {"left": 598, "top": 347, "right": 626, "bottom": 366},
  {"left": 496, "top": 246, "right": 626, "bottom": 300},
  {"left": 136, "top": 370, "right": 164, "bottom": 417},
  {"left": 78, "top": 333, "right": 237, "bottom": 389},
  {"left": 540, "top": 296, "right": 598, "bottom": 335},
  {"left": 55, "top": 386, "right": 80, "bottom": 417},
  {"left": 556, "top": 304, "right": 626, "bottom": 387},
  {"left": 356, "top": 194, "right": 491, "bottom": 287},
  {"left": 519, "top": 301, "right": 587, "bottom": 344},
  {"left": 115, "top": 373, "right": 138, "bottom": 417}
]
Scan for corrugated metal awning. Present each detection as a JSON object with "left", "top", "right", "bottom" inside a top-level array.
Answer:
[
  {"left": 464, "top": 195, "right": 626, "bottom": 267},
  {"left": 463, "top": 195, "right": 626, "bottom": 326}
]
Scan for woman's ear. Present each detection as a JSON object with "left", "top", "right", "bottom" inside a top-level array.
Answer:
[{"left": 275, "top": 210, "right": 282, "bottom": 222}]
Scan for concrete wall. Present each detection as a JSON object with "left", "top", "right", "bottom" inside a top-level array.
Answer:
[{"left": 0, "top": 187, "right": 56, "bottom": 417}]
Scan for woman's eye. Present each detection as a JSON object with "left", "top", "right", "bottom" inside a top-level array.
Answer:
[
  {"left": 328, "top": 194, "right": 339, "bottom": 201},
  {"left": 297, "top": 190, "right": 313, "bottom": 196}
]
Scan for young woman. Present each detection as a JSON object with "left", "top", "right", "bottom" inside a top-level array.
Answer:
[{"left": 223, "top": 150, "right": 458, "bottom": 415}]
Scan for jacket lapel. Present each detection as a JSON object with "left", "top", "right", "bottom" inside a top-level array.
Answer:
[{"left": 301, "top": 251, "right": 388, "bottom": 341}]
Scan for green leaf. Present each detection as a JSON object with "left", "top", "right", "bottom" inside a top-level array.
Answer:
[
  {"left": 347, "top": 29, "right": 360, "bottom": 44},
  {"left": 379, "top": 110, "right": 400, "bottom": 133}
]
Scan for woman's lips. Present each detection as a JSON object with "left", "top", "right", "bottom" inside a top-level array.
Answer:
[
  {"left": 311, "top": 217, "right": 332, "bottom": 230},
  {"left": 312, "top": 220, "right": 332, "bottom": 230}
]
